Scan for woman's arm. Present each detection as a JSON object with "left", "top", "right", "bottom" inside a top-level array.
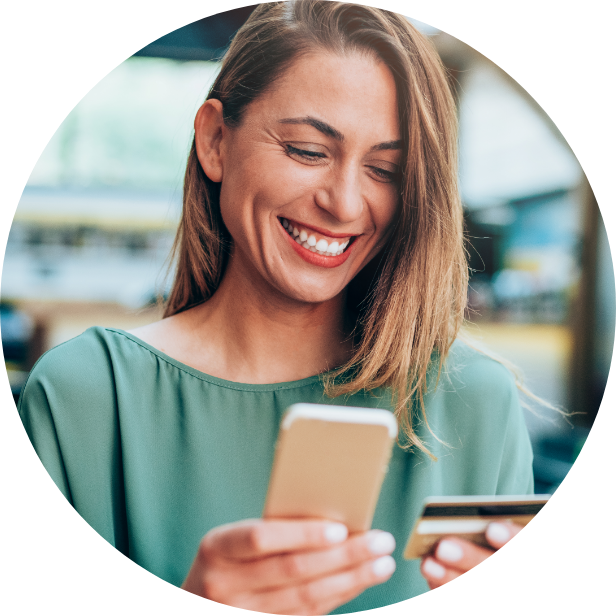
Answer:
[
  {"left": 18, "top": 362, "right": 73, "bottom": 503},
  {"left": 17, "top": 329, "right": 128, "bottom": 552}
]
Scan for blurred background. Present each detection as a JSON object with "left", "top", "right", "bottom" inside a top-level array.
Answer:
[{"left": 2, "top": 5, "right": 613, "bottom": 494}]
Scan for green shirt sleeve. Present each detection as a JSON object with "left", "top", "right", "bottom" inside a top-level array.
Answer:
[
  {"left": 17, "top": 330, "right": 130, "bottom": 554},
  {"left": 434, "top": 340, "right": 535, "bottom": 496}
]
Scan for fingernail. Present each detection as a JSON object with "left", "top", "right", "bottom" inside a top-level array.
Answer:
[
  {"left": 486, "top": 523, "right": 510, "bottom": 544},
  {"left": 368, "top": 531, "right": 396, "bottom": 555},
  {"left": 372, "top": 555, "right": 396, "bottom": 577},
  {"left": 423, "top": 558, "right": 446, "bottom": 579},
  {"left": 436, "top": 540, "right": 463, "bottom": 563},
  {"left": 324, "top": 523, "right": 348, "bottom": 544}
]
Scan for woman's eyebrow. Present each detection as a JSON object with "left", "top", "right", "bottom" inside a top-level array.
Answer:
[
  {"left": 278, "top": 116, "right": 344, "bottom": 141},
  {"left": 278, "top": 117, "right": 401, "bottom": 152},
  {"left": 370, "top": 140, "right": 402, "bottom": 152}
]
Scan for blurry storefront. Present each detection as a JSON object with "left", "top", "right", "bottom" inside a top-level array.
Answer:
[
  {"left": 439, "top": 37, "right": 614, "bottom": 492},
  {"left": 1, "top": 55, "right": 216, "bottom": 381},
  {"left": 467, "top": 188, "right": 580, "bottom": 326}
]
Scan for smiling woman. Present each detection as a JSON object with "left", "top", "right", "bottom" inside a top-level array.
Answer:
[
  {"left": 160, "top": 2, "right": 466, "bottom": 443},
  {"left": 17, "top": 2, "right": 533, "bottom": 614}
]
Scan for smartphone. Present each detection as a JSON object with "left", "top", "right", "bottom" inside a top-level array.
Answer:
[
  {"left": 403, "top": 494, "right": 550, "bottom": 559},
  {"left": 263, "top": 403, "right": 398, "bottom": 533}
]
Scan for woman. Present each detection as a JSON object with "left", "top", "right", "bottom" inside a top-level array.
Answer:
[{"left": 18, "top": 2, "right": 533, "bottom": 613}]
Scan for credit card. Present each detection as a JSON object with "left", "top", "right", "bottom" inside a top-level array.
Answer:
[{"left": 403, "top": 495, "right": 550, "bottom": 560}]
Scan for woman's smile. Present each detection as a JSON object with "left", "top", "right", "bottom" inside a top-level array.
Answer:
[{"left": 279, "top": 217, "right": 357, "bottom": 268}]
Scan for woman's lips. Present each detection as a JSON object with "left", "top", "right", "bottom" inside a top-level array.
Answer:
[
  {"left": 281, "top": 218, "right": 352, "bottom": 255},
  {"left": 283, "top": 218, "right": 355, "bottom": 241},
  {"left": 279, "top": 217, "right": 357, "bottom": 268}
]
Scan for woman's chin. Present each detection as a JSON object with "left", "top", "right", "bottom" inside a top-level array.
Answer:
[
  {"left": 283, "top": 287, "right": 343, "bottom": 305},
  {"left": 271, "top": 275, "right": 346, "bottom": 306}
]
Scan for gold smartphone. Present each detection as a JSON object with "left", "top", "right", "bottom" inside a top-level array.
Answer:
[
  {"left": 263, "top": 404, "right": 398, "bottom": 533},
  {"left": 403, "top": 494, "right": 550, "bottom": 559}
]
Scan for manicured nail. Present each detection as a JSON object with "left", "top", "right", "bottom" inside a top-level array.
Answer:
[
  {"left": 372, "top": 555, "right": 396, "bottom": 577},
  {"left": 423, "top": 558, "right": 446, "bottom": 579},
  {"left": 486, "top": 523, "right": 510, "bottom": 544},
  {"left": 368, "top": 531, "right": 396, "bottom": 555},
  {"left": 324, "top": 523, "right": 348, "bottom": 543},
  {"left": 436, "top": 540, "right": 463, "bottom": 563}
]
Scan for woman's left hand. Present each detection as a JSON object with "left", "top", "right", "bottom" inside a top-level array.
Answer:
[{"left": 420, "top": 522, "right": 522, "bottom": 589}]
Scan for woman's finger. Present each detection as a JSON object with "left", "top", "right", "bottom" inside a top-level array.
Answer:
[
  {"left": 245, "top": 553, "right": 397, "bottom": 615},
  {"left": 422, "top": 522, "right": 525, "bottom": 588},
  {"left": 203, "top": 518, "right": 349, "bottom": 560},
  {"left": 431, "top": 536, "right": 494, "bottom": 572},
  {"left": 420, "top": 557, "right": 463, "bottom": 589},
  {"left": 485, "top": 521, "right": 523, "bottom": 550},
  {"left": 226, "top": 529, "right": 396, "bottom": 592}
]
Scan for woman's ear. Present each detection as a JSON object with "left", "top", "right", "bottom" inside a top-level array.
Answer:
[{"left": 194, "top": 99, "right": 226, "bottom": 183}]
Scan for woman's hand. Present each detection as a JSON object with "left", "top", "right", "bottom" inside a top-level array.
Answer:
[
  {"left": 182, "top": 518, "right": 396, "bottom": 615},
  {"left": 420, "top": 522, "right": 522, "bottom": 589}
]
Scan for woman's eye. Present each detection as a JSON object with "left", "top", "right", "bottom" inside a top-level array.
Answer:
[
  {"left": 367, "top": 165, "right": 400, "bottom": 184},
  {"left": 284, "top": 144, "right": 327, "bottom": 164}
]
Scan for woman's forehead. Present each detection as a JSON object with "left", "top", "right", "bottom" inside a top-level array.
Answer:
[{"left": 248, "top": 50, "right": 401, "bottom": 141}]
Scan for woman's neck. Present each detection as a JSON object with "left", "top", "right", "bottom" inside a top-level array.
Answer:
[
  {"left": 130, "top": 257, "right": 354, "bottom": 384},
  {"left": 197, "top": 268, "right": 352, "bottom": 382}
]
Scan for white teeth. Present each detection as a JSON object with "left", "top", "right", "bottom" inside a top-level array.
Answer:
[
  {"left": 282, "top": 219, "right": 351, "bottom": 257},
  {"left": 327, "top": 241, "right": 339, "bottom": 254}
]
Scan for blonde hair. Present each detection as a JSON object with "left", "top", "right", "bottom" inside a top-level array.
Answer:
[{"left": 164, "top": 1, "right": 467, "bottom": 455}]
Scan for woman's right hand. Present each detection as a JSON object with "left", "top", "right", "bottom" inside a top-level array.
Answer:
[{"left": 181, "top": 518, "right": 396, "bottom": 615}]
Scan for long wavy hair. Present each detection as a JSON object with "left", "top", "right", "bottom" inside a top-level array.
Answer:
[{"left": 164, "top": 1, "right": 467, "bottom": 455}]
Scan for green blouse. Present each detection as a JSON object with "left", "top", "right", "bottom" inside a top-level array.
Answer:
[{"left": 18, "top": 327, "right": 533, "bottom": 613}]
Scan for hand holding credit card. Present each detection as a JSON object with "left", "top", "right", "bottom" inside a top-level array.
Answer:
[{"left": 404, "top": 495, "right": 550, "bottom": 560}]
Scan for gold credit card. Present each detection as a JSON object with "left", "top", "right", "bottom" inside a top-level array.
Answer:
[{"left": 403, "top": 495, "right": 550, "bottom": 560}]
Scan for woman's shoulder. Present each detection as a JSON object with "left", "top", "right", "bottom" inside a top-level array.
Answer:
[
  {"left": 17, "top": 328, "right": 131, "bottom": 471},
  {"left": 20, "top": 326, "right": 141, "bottom": 409},
  {"left": 26, "top": 326, "right": 126, "bottom": 380},
  {"left": 425, "top": 337, "right": 523, "bottom": 428},
  {"left": 442, "top": 337, "right": 519, "bottom": 398},
  {"left": 424, "top": 338, "right": 534, "bottom": 495}
]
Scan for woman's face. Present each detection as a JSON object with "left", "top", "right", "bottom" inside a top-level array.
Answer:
[{"left": 202, "top": 50, "right": 401, "bottom": 304}]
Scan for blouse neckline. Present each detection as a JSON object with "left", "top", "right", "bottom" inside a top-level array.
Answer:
[{"left": 102, "top": 327, "right": 335, "bottom": 392}]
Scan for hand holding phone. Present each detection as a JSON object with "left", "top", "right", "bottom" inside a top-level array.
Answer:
[{"left": 182, "top": 517, "right": 398, "bottom": 613}]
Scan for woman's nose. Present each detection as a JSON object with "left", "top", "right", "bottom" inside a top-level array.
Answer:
[{"left": 315, "top": 164, "right": 364, "bottom": 223}]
